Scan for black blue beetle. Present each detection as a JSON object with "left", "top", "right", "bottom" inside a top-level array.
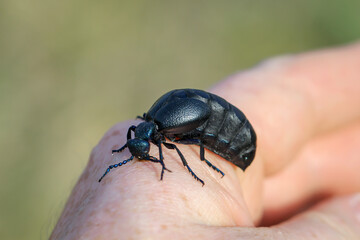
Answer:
[{"left": 98, "top": 89, "right": 256, "bottom": 185}]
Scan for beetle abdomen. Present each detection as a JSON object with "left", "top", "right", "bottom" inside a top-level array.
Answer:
[{"left": 195, "top": 92, "right": 256, "bottom": 170}]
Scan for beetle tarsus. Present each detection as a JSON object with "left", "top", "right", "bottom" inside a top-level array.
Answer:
[
  {"left": 142, "top": 155, "right": 171, "bottom": 181},
  {"left": 112, "top": 143, "right": 128, "bottom": 154},
  {"left": 200, "top": 145, "right": 225, "bottom": 177},
  {"left": 185, "top": 165, "right": 204, "bottom": 186}
]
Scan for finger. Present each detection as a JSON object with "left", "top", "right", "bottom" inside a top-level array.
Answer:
[
  {"left": 51, "top": 121, "right": 256, "bottom": 239},
  {"left": 211, "top": 42, "right": 360, "bottom": 175},
  {"left": 117, "top": 193, "right": 360, "bottom": 240},
  {"left": 188, "top": 194, "right": 360, "bottom": 240},
  {"left": 262, "top": 121, "right": 360, "bottom": 225},
  {"left": 272, "top": 194, "right": 360, "bottom": 240}
]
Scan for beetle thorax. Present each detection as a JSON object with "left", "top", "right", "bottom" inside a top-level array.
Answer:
[{"left": 135, "top": 122, "right": 156, "bottom": 140}]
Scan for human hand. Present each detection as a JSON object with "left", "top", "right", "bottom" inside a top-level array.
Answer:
[{"left": 51, "top": 43, "right": 360, "bottom": 239}]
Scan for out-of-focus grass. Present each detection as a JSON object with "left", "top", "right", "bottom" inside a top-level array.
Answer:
[{"left": 0, "top": 1, "right": 359, "bottom": 239}]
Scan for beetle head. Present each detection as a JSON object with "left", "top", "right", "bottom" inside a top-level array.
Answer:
[{"left": 127, "top": 138, "right": 150, "bottom": 159}]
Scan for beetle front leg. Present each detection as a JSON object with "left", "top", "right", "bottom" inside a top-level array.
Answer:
[
  {"left": 112, "top": 143, "right": 128, "bottom": 154},
  {"left": 126, "top": 125, "right": 136, "bottom": 139},
  {"left": 112, "top": 125, "right": 136, "bottom": 154}
]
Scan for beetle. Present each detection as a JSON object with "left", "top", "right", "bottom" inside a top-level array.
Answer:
[{"left": 98, "top": 89, "right": 256, "bottom": 185}]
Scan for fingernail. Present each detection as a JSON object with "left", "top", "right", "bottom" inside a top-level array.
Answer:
[{"left": 349, "top": 192, "right": 360, "bottom": 224}]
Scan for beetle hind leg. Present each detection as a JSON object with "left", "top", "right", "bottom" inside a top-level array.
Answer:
[{"left": 200, "top": 145, "right": 225, "bottom": 177}]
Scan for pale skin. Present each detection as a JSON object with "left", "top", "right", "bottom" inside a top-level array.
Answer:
[{"left": 51, "top": 43, "right": 360, "bottom": 239}]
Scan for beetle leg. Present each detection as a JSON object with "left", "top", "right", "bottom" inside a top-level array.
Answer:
[
  {"left": 136, "top": 113, "right": 146, "bottom": 120},
  {"left": 98, "top": 156, "right": 134, "bottom": 182},
  {"left": 173, "top": 139, "right": 201, "bottom": 145},
  {"left": 163, "top": 142, "right": 204, "bottom": 186},
  {"left": 174, "top": 139, "right": 225, "bottom": 177},
  {"left": 200, "top": 144, "right": 225, "bottom": 177},
  {"left": 142, "top": 155, "right": 171, "bottom": 180},
  {"left": 112, "top": 125, "right": 136, "bottom": 154},
  {"left": 158, "top": 142, "right": 172, "bottom": 180},
  {"left": 126, "top": 125, "right": 137, "bottom": 140},
  {"left": 112, "top": 143, "right": 127, "bottom": 154}
]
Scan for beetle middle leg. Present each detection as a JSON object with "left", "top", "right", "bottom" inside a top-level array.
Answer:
[
  {"left": 142, "top": 155, "right": 171, "bottom": 180},
  {"left": 163, "top": 142, "right": 204, "bottom": 186},
  {"left": 173, "top": 139, "right": 225, "bottom": 177},
  {"left": 157, "top": 141, "right": 172, "bottom": 180}
]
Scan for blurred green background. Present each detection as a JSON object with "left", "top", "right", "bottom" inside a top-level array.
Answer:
[{"left": 1, "top": 0, "right": 359, "bottom": 239}]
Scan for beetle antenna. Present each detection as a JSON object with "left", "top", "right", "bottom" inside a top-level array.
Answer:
[{"left": 98, "top": 156, "right": 134, "bottom": 182}]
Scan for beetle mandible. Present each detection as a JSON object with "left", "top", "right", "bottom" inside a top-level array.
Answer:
[{"left": 98, "top": 89, "right": 257, "bottom": 185}]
